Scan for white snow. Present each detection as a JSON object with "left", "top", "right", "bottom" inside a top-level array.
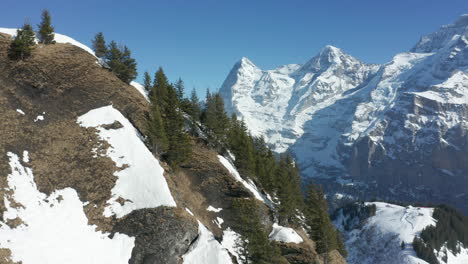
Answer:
[
  {"left": 221, "top": 228, "right": 244, "bottom": 263},
  {"left": 213, "top": 217, "right": 224, "bottom": 229},
  {"left": 185, "top": 208, "right": 194, "bottom": 216},
  {"left": 16, "top": 109, "right": 25, "bottom": 115},
  {"left": 0, "top": 28, "right": 95, "bottom": 56},
  {"left": 336, "top": 202, "right": 436, "bottom": 264},
  {"left": 268, "top": 223, "right": 303, "bottom": 244},
  {"left": 22, "top": 150, "right": 29, "bottom": 163},
  {"left": 438, "top": 243, "right": 468, "bottom": 264},
  {"left": 207, "top": 206, "right": 222, "bottom": 213},
  {"left": 34, "top": 115, "right": 44, "bottom": 122},
  {"left": 0, "top": 152, "right": 134, "bottom": 264},
  {"left": 77, "top": 105, "right": 176, "bottom": 218},
  {"left": 218, "top": 155, "right": 271, "bottom": 205},
  {"left": 130, "top": 81, "right": 149, "bottom": 101},
  {"left": 183, "top": 221, "right": 233, "bottom": 264}
]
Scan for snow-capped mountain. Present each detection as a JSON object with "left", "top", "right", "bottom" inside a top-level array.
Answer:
[{"left": 220, "top": 15, "right": 468, "bottom": 213}]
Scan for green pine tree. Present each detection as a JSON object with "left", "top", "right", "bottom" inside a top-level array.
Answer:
[
  {"left": 164, "top": 85, "right": 191, "bottom": 166},
  {"left": 105, "top": 42, "right": 137, "bottom": 84},
  {"left": 37, "top": 9, "right": 55, "bottom": 44},
  {"left": 92, "top": 32, "right": 107, "bottom": 58},
  {"left": 143, "top": 71, "right": 152, "bottom": 93},
  {"left": 147, "top": 102, "right": 169, "bottom": 154},
  {"left": 187, "top": 88, "right": 201, "bottom": 121},
  {"left": 8, "top": 23, "right": 36, "bottom": 60},
  {"left": 153, "top": 67, "right": 170, "bottom": 112},
  {"left": 175, "top": 78, "right": 185, "bottom": 100}
]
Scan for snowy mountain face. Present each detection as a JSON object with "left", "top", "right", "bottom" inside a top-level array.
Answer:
[{"left": 220, "top": 15, "right": 468, "bottom": 213}]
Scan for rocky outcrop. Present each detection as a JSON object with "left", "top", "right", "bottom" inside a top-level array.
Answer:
[{"left": 113, "top": 207, "right": 198, "bottom": 264}]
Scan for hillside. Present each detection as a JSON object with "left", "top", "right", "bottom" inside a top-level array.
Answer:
[
  {"left": 220, "top": 14, "right": 468, "bottom": 213},
  {"left": 333, "top": 202, "right": 468, "bottom": 264},
  {"left": 0, "top": 30, "right": 346, "bottom": 263}
]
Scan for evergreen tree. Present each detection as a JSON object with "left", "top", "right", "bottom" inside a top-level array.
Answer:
[
  {"left": 143, "top": 71, "right": 152, "bottom": 93},
  {"left": 401, "top": 241, "right": 405, "bottom": 250},
  {"left": 276, "top": 154, "right": 303, "bottom": 224},
  {"left": 120, "top": 46, "right": 138, "bottom": 83},
  {"left": 37, "top": 9, "right": 55, "bottom": 44},
  {"left": 227, "top": 116, "right": 255, "bottom": 178},
  {"left": 201, "top": 92, "right": 229, "bottom": 139},
  {"left": 105, "top": 41, "right": 137, "bottom": 84},
  {"left": 231, "top": 198, "right": 286, "bottom": 264},
  {"left": 92, "top": 32, "right": 107, "bottom": 58},
  {"left": 304, "top": 181, "right": 345, "bottom": 256},
  {"left": 187, "top": 88, "right": 201, "bottom": 121},
  {"left": 175, "top": 78, "right": 185, "bottom": 100},
  {"left": 164, "top": 84, "right": 191, "bottom": 166},
  {"left": 147, "top": 101, "right": 169, "bottom": 154},
  {"left": 153, "top": 67, "right": 170, "bottom": 112},
  {"left": 8, "top": 22, "right": 36, "bottom": 60}
]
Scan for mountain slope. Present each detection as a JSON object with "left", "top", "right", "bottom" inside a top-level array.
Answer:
[
  {"left": 220, "top": 15, "right": 468, "bottom": 213},
  {"left": 334, "top": 202, "right": 468, "bottom": 264},
  {"left": 0, "top": 30, "right": 346, "bottom": 263}
]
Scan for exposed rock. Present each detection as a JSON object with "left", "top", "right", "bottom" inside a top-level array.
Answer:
[{"left": 113, "top": 207, "right": 198, "bottom": 264}]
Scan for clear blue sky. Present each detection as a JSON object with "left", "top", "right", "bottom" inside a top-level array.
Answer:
[{"left": 1, "top": 0, "right": 467, "bottom": 96}]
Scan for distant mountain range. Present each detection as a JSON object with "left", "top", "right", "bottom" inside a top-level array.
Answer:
[{"left": 220, "top": 14, "right": 468, "bottom": 213}]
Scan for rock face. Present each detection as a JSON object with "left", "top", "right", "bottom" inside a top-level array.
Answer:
[
  {"left": 113, "top": 207, "right": 198, "bottom": 264},
  {"left": 220, "top": 15, "right": 468, "bottom": 213}
]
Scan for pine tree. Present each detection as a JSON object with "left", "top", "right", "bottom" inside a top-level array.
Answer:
[
  {"left": 37, "top": 9, "right": 55, "bottom": 44},
  {"left": 153, "top": 67, "right": 170, "bottom": 112},
  {"left": 143, "top": 71, "right": 152, "bottom": 93},
  {"left": 120, "top": 46, "right": 138, "bottom": 83},
  {"left": 8, "top": 23, "right": 36, "bottom": 60},
  {"left": 401, "top": 241, "right": 405, "bottom": 250},
  {"left": 105, "top": 41, "right": 137, "bottom": 84},
  {"left": 175, "top": 78, "right": 185, "bottom": 100},
  {"left": 92, "top": 32, "right": 107, "bottom": 58},
  {"left": 187, "top": 88, "right": 201, "bottom": 121},
  {"left": 147, "top": 102, "right": 169, "bottom": 154},
  {"left": 164, "top": 84, "right": 191, "bottom": 166}
]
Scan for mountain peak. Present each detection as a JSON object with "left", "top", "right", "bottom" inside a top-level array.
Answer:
[
  {"left": 411, "top": 14, "right": 468, "bottom": 53},
  {"left": 299, "top": 45, "right": 353, "bottom": 72},
  {"left": 238, "top": 57, "right": 258, "bottom": 69}
]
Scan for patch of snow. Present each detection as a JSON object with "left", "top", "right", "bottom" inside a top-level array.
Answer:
[
  {"left": 268, "top": 223, "right": 303, "bottom": 244},
  {"left": 16, "top": 109, "right": 25, "bottom": 115},
  {"left": 218, "top": 155, "right": 271, "bottom": 205},
  {"left": 213, "top": 217, "right": 224, "bottom": 229},
  {"left": 77, "top": 105, "right": 176, "bottom": 218},
  {"left": 221, "top": 228, "right": 244, "bottom": 263},
  {"left": 207, "top": 206, "right": 222, "bottom": 213},
  {"left": 22, "top": 151, "right": 29, "bottom": 163},
  {"left": 0, "top": 152, "right": 134, "bottom": 264},
  {"left": 34, "top": 115, "right": 44, "bottom": 122},
  {"left": 183, "top": 221, "right": 232, "bottom": 264},
  {"left": 130, "top": 81, "right": 149, "bottom": 101},
  {"left": 185, "top": 208, "right": 194, "bottom": 216}
]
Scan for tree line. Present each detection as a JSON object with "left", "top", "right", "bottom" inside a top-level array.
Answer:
[
  {"left": 8, "top": 9, "right": 55, "bottom": 60},
  {"left": 413, "top": 204, "right": 468, "bottom": 264}
]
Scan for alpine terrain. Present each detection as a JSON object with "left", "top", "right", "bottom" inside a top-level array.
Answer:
[
  {"left": 220, "top": 14, "right": 468, "bottom": 213},
  {"left": 0, "top": 10, "right": 348, "bottom": 264}
]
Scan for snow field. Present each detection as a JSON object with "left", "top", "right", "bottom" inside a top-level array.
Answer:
[
  {"left": 0, "top": 152, "right": 134, "bottom": 264},
  {"left": 78, "top": 105, "right": 176, "bottom": 218}
]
